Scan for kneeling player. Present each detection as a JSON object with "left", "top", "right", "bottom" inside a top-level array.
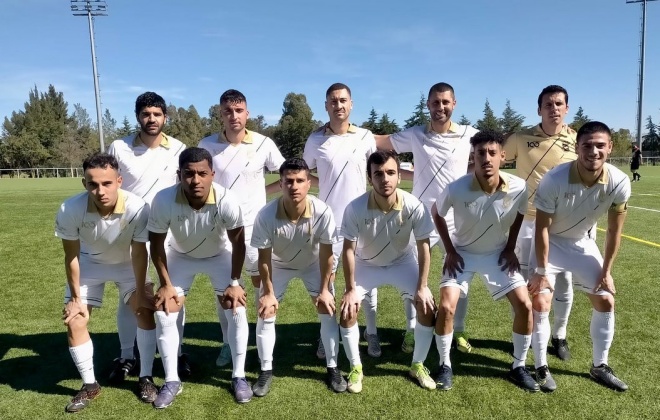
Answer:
[
  {"left": 340, "top": 150, "right": 435, "bottom": 393},
  {"left": 251, "top": 158, "right": 347, "bottom": 396},
  {"left": 417, "top": 130, "right": 538, "bottom": 392}
]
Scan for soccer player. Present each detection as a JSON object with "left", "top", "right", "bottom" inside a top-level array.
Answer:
[
  {"left": 417, "top": 130, "right": 537, "bottom": 392},
  {"left": 503, "top": 85, "right": 578, "bottom": 374},
  {"left": 340, "top": 150, "right": 436, "bottom": 393},
  {"left": 630, "top": 145, "right": 642, "bottom": 182},
  {"left": 148, "top": 147, "right": 250, "bottom": 407},
  {"left": 303, "top": 83, "right": 381, "bottom": 358},
  {"left": 250, "top": 158, "right": 347, "bottom": 396},
  {"left": 375, "top": 82, "right": 478, "bottom": 354},
  {"left": 56, "top": 153, "right": 152, "bottom": 412},
  {"left": 198, "top": 89, "right": 285, "bottom": 367},
  {"left": 106, "top": 92, "right": 188, "bottom": 385},
  {"left": 529, "top": 121, "right": 631, "bottom": 392}
]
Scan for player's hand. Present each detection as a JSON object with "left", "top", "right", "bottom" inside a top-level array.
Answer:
[
  {"left": 340, "top": 289, "right": 361, "bottom": 320},
  {"left": 498, "top": 247, "right": 520, "bottom": 276},
  {"left": 443, "top": 251, "right": 465, "bottom": 278},
  {"left": 258, "top": 293, "right": 279, "bottom": 319},
  {"left": 315, "top": 289, "right": 336, "bottom": 315},
  {"left": 62, "top": 299, "right": 89, "bottom": 325},
  {"left": 222, "top": 284, "right": 247, "bottom": 314},
  {"left": 154, "top": 284, "right": 180, "bottom": 314},
  {"left": 593, "top": 272, "right": 616, "bottom": 295},
  {"left": 415, "top": 286, "right": 436, "bottom": 315},
  {"left": 527, "top": 273, "right": 554, "bottom": 296}
]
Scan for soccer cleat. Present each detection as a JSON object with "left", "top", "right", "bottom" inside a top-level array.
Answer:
[
  {"left": 409, "top": 362, "right": 436, "bottom": 390},
  {"left": 347, "top": 365, "right": 364, "bottom": 393},
  {"left": 326, "top": 367, "right": 347, "bottom": 393},
  {"left": 108, "top": 358, "right": 136, "bottom": 384},
  {"left": 138, "top": 376, "right": 159, "bottom": 403},
  {"left": 590, "top": 364, "right": 629, "bottom": 392},
  {"left": 551, "top": 337, "right": 571, "bottom": 361},
  {"left": 434, "top": 364, "right": 453, "bottom": 391},
  {"left": 65, "top": 382, "right": 101, "bottom": 413},
  {"left": 231, "top": 377, "right": 253, "bottom": 403},
  {"left": 363, "top": 331, "right": 382, "bottom": 358},
  {"left": 509, "top": 366, "right": 540, "bottom": 392},
  {"left": 453, "top": 332, "right": 472, "bottom": 354},
  {"left": 252, "top": 370, "right": 273, "bottom": 397},
  {"left": 401, "top": 330, "right": 415, "bottom": 354},
  {"left": 216, "top": 344, "right": 232, "bottom": 367},
  {"left": 178, "top": 353, "right": 191, "bottom": 378},
  {"left": 535, "top": 366, "right": 557, "bottom": 393},
  {"left": 316, "top": 338, "right": 326, "bottom": 360},
  {"left": 153, "top": 381, "right": 182, "bottom": 409}
]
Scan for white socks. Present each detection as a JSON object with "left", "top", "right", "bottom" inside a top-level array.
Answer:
[
  {"left": 512, "top": 332, "right": 532, "bottom": 369},
  {"left": 403, "top": 298, "right": 416, "bottom": 331},
  {"left": 256, "top": 316, "right": 276, "bottom": 371},
  {"left": 319, "top": 313, "right": 339, "bottom": 368},
  {"left": 117, "top": 302, "right": 137, "bottom": 359},
  {"left": 591, "top": 309, "right": 614, "bottom": 366},
  {"left": 136, "top": 327, "right": 157, "bottom": 377},
  {"left": 532, "top": 310, "right": 550, "bottom": 368},
  {"left": 225, "top": 306, "right": 249, "bottom": 378},
  {"left": 69, "top": 340, "right": 95, "bottom": 384},
  {"left": 454, "top": 296, "right": 468, "bottom": 333},
  {"left": 156, "top": 311, "right": 180, "bottom": 382},
  {"left": 363, "top": 288, "right": 378, "bottom": 335},
  {"left": 435, "top": 332, "right": 453, "bottom": 367},
  {"left": 412, "top": 324, "right": 434, "bottom": 364},
  {"left": 552, "top": 272, "right": 574, "bottom": 340},
  {"left": 176, "top": 305, "right": 186, "bottom": 357},
  {"left": 340, "top": 324, "right": 361, "bottom": 367},
  {"left": 216, "top": 299, "right": 229, "bottom": 345}
]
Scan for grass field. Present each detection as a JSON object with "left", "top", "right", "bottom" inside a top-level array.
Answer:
[{"left": 1, "top": 166, "right": 660, "bottom": 419}]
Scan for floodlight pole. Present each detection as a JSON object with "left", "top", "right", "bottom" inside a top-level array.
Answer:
[{"left": 71, "top": 1, "right": 107, "bottom": 151}]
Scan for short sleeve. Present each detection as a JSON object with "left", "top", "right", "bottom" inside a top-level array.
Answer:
[
  {"left": 314, "top": 203, "right": 337, "bottom": 245},
  {"left": 364, "top": 130, "right": 377, "bottom": 158},
  {"left": 411, "top": 201, "right": 435, "bottom": 240},
  {"left": 435, "top": 185, "right": 453, "bottom": 218},
  {"left": 218, "top": 190, "right": 244, "bottom": 231},
  {"left": 503, "top": 133, "right": 518, "bottom": 163},
  {"left": 340, "top": 203, "right": 360, "bottom": 242},
  {"left": 303, "top": 136, "right": 317, "bottom": 170},
  {"left": 55, "top": 201, "right": 80, "bottom": 241},
  {"left": 132, "top": 202, "right": 150, "bottom": 243},
  {"left": 517, "top": 185, "right": 529, "bottom": 215},
  {"left": 147, "top": 190, "right": 172, "bottom": 234},
  {"left": 534, "top": 174, "right": 558, "bottom": 214},
  {"left": 265, "top": 137, "right": 286, "bottom": 172},
  {"left": 610, "top": 176, "right": 631, "bottom": 213},
  {"left": 389, "top": 128, "right": 415, "bottom": 154},
  {"left": 250, "top": 209, "right": 273, "bottom": 249}
]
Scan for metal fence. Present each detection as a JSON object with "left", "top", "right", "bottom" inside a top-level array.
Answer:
[{"left": 0, "top": 167, "right": 84, "bottom": 178}]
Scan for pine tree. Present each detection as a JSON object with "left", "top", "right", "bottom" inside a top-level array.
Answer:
[
  {"left": 499, "top": 100, "right": 525, "bottom": 134},
  {"left": 569, "top": 106, "right": 590, "bottom": 131},
  {"left": 475, "top": 99, "right": 501, "bottom": 132},
  {"left": 457, "top": 115, "right": 472, "bottom": 126},
  {"left": 404, "top": 94, "right": 430, "bottom": 129}
]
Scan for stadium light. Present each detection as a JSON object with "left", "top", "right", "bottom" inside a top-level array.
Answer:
[
  {"left": 627, "top": 0, "right": 658, "bottom": 153},
  {"left": 71, "top": 0, "right": 108, "bottom": 151}
]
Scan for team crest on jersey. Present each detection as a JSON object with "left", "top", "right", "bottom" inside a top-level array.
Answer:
[
  {"left": 597, "top": 189, "right": 607, "bottom": 203},
  {"left": 364, "top": 218, "right": 373, "bottom": 226},
  {"left": 561, "top": 141, "right": 572, "bottom": 152},
  {"left": 464, "top": 201, "right": 477, "bottom": 209},
  {"left": 82, "top": 221, "right": 95, "bottom": 229},
  {"left": 564, "top": 192, "right": 575, "bottom": 200},
  {"left": 502, "top": 196, "right": 512, "bottom": 209}
]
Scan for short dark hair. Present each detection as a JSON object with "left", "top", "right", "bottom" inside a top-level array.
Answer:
[
  {"left": 470, "top": 130, "right": 506, "bottom": 148},
  {"left": 326, "top": 83, "right": 351, "bottom": 98},
  {"left": 576, "top": 121, "right": 611, "bottom": 144},
  {"left": 83, "top": 152, "right": 119, "bottom": 172},
  {"left": 279, "top": 157, "right": 309, "bottom": 176},
  {"left": 135, "top": 92, "right": 167, "bottom": 117},
  {"left": 220, "top": 89, "right": 247, "bottom": 106},
  {"left": 537, "top": 85, "right": 568, "bottom": 108},
  {"left": 367, "top": 150, "right": 400, "bottom": 178},
  {"left": 179, "top": 147, "right": 213, "bottom": 170},
  {"left": 428, "top": 82, "right": 455, "bottom": 99}
]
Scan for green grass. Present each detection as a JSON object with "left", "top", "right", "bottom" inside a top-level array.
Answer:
[{"left": 1, "top": 167, "right": 660, "bottom": 419}]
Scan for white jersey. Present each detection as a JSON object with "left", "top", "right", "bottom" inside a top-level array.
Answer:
[
  {"left": 534, "top": 162, "right": 631, "bottom": 240},
  {"left": 55, "top": 189, "right": 149, "bottom": 265},
  {"left": 436, "top": 172, "right": 528, "bottom": 254},
  {"left": 303, "top": 123, "right": 377, "bottom": 227},
  {"left": 389, "top": 122, "right": 477, "bottom": 215},
  {"left": 251, "top": 195, "right": 336, "bottom": 270},
  {"left": 147, "top": 182, "right": 243, "bottom": 259},
  {"left": 342, "top": 189, "right": 435, "bottom": 266},
  {"left": 107, "top": 133, "right": 186, "bottom": 204},
  {"left": 198, "top": 130, "right": 284, "bottom": 226}
]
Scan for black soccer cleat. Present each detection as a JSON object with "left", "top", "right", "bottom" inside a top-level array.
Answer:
[
  {"left": 509, "top": 366, "right": 540, "bottom": 392},
  {"left": 590, "top": 364, "right": 628, "bottom": 392}
]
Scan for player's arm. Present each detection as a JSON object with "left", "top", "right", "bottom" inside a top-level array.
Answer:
[
  {"left": 499, "top": 212, "right": 524, "bottom": 274},
  {"left": 224, "top": 226, "right": 247, "bottom": 311},
  {"left": 130, "top": 240, "right": 151, "bottom": 311},
  {"left": 415, "top": 238, "right": 434, "bottom": 314},
  {"left": 374, "top": 134, "right": 394, "bottom": 151},
  {"left": 597, "top": 206, "right": 628, "bottom": 294},
  {"left": 316, "top": 243, "right": 336, "bottom": 315},
  {"left": 528, "top": 210, "right": 554, "bottom": 295},
  {"left": 431, "top": 202, "right": 464, "bottom": 277},
  {"left": 61, "top": 239, "right": 88, "bottom": 324},
  {"left": 149, "top": 231, "right": 179, "bottom": 313},
  {"left": 257, "top": 247, "right": 278, "bottom": 318},
  {"left": 340, "top": 239, "right": 360, "bottom": 319}
]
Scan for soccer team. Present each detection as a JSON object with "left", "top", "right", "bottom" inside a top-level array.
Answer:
[{"left": 56, "top": 82, "right": 631, "bottom": 413}]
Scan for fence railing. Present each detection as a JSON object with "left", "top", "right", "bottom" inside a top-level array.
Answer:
[{"left": 0, "top": 168, "right": 84, "bottom": 178}]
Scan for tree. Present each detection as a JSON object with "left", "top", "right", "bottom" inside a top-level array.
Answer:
[
  {"left": 246, "top": 115, "right": 268, "bottom": 133},
  {"left": 499, "top": 100, "right": 525, "bottom": 134},
  {"left": 272, "top": 93, "right": 319, "bottom": 158},
  {"left": 206, "top": 104, "right": 222, "bottom": 136},
  {"left": 569, "top": 106, "right": 590, "bottom": 131},
  {"left": 404, "top": 94, "right": 429, "bottom": 129},
  {"left": 165, "top": 104, "right": 206, "bottom": 146},
  {"left": 610, "top": 128, "right": 634, "bottom": 158},
  {"left": 116, "top": 116, "right": 134, "bottom": 138},
  {"left": 102, "top": 108, "right": 117, "bottom": 142},
  {"left": 642, "top": 115, "right": 660, "bottom": 153},
  {"left": 457, "top": 115, "right": 472, "bottom": 126},
  {"left": 475, "top": 99, "right": 501, "bottom": 132},
  {"left": 375, "top": 113, "right": 400, "bottom": 135},
  {"left": 362, "top": 108, "right": 379, "bottom": 133}
]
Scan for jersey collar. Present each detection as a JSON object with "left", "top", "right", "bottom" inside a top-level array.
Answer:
[
  {"left": 132, "top": 133, "right": 171, "bottom": 149},
  {"left": 275, "top": 196, "right": 313, "bottom": 220},
  {"left": 470, "top": 172, "right": 509, "bottom": 193},
  {"left": 424, "top": 121, "right": 460, "bottom": 135},
  {"left": 532, "top": 124, "right": 575, "bottom": 139},
  {"left": 219, "top": 129, "right": 254, "bottom": 144},
  {"left": 367, "top": 189, "right": 403, "bottom": 212},
  {"left": 569, "top": 161, "right": 609, "bottom": 186},
  {"left": 322, "top": 123, "right": 358, "bottom": 136},
  {"left": 87, "top": 189, "right": 127, "bottom": 214},
  {"left": 175, "top": 184, "right": 217, "bottom": 206}
]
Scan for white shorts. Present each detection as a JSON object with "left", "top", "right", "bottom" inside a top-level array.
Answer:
[
  {"left": 266, "top": 262, "right": 323, "bottom": 302},
  {"left": 166, "top": 249, "right": 238, "bottom": 297},
  {"left": 353, "top": 255, "right": 418, "bottom": 301},
  {"left": 440, "top": 250, "right": 526, "bottom": 301},
  {"left": 243, "top": 224, "right": 259, "bottom": 277},
  {"left": 63, "top": 261, "right": 136, "bottom": 307},
  {"left": 514, "top": 219, "right": 535, "bottom": 271},
  {"left": 529, "top": 235, "right": 609, "bottom": 296},
  {"left": 332, "top": 227, "right": 342, "bottom": 273}
]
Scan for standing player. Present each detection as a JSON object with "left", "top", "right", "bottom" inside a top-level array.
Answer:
[
  {"left": 303, "top": 83, "right": 381, "bottom": 358},
  {"left": 250, "top": 158, "right": 347, "bottom": 396},
  {"left": 148, "top": 148, "right": 251, "bottom": 407},
  {"left": 340, "top": 150, "right": 436, "bottom": 393},
  {"left": 503, "top": 86, "right": 578, "bottom": 381},
  {"left": 56, "top": 153, "right": 152, "bottom": 412},
  {"left": 528, "top": 121, "right": 631, "bottom": 392},
  {"left": 375, "top": 82, "right": 478, "bottom": 353},
  {"left": 106, "top": 92, "right": 188, "bottom": 385},
  {"left": 198, "top": 89, "right": 285, "bottom": 367},
  {"left": 417, "top": 130, "right": 538, "bottom": 392},
  {"left": 630, "top": 145, "right": 642, "bottom": 182}
]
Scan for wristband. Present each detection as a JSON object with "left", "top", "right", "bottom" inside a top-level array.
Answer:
[
  {"left": 534, "top": 267, "right": 547, "bottom": 276},
  {"left": 230, "top": 279, "right": 240, "bottom": 287}
]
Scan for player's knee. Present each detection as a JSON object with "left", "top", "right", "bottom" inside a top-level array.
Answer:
[
  {"left": 416, "top": 310, "right": 435, "bottom": 327},
  {"left": 339, "top": 314, "right": 356, "bottom": 328},
  {"left": 67, "top": 314, "right": 89, "bottom": 332},
  {"left": 591, "top": 294, "right": 614, "bottom": 312},
  {"left": 532, "top": 293, "right": 552, "bottom": 312},
  {"left": 438, "top": 300, "right": 456, "bottom": 320},
  {"left": 135, "top": 310, "right": 156, "bottom": 329}
]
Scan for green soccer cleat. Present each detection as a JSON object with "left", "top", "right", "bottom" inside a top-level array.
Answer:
[
  {"left": 347, "top": 365, "right": 363, "bottom": 394},
  {"left": 401, "top": 330, "right": 415, "bottom": 354},
  {"left": 409, "top": 362, "right": 436, "bottom": 390}
]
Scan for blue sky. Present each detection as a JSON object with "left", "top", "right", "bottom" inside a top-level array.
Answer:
[{"left": 1, "top": 0, "right": 659, "bottom": 137}]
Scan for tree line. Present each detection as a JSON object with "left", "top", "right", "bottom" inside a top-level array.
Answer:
[{"left": 0, "top": 85, "right": 651, "bottom": 170}]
